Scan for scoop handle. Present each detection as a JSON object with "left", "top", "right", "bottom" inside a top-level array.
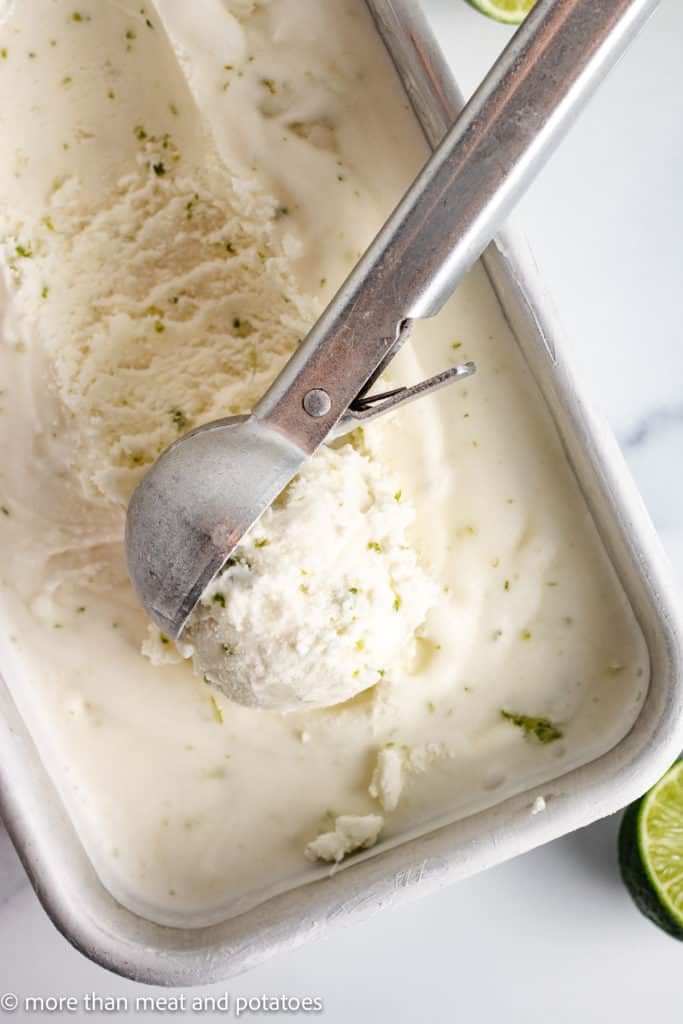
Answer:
[{"left": 255, "top": 0, "right": 658, "bottom": 452}]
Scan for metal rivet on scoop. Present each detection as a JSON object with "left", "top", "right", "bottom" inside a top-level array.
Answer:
[{"left": 303, "top": 389, "right": 332, "bottom": 418}]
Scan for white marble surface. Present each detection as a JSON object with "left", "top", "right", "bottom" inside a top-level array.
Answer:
[{"left": 1, "top": 1, "right": 682, "bottom": 1019}]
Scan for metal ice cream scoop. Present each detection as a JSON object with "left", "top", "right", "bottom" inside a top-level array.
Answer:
[{"left": 126, "top": 0, "right": 659, "bottom": 639}]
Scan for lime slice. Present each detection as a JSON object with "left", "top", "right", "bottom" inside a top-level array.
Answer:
[
  {"left": 465, "top": 0, "right": 537, "bottom": 25},
  {"left": 619, "top": 760, "right": 683, "bottom": 940}
]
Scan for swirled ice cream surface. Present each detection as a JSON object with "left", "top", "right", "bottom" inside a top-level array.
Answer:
[{"left": 0, "top": 0, "right": 647, "bottom": 925}]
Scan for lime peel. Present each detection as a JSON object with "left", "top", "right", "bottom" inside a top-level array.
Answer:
[
  {"left": 465, "top": 0, "right": 537, "bottom": 26},
  {"left": 619, "top": 760, "right": 683, "bottom": 940}
]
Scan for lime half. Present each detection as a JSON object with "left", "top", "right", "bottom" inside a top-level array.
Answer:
[
  {"left": 619, "top": 760, "right": 683, "bottom": 940},
  {"left": 465, "top": 0, "right": 537, "bottom": 25}
]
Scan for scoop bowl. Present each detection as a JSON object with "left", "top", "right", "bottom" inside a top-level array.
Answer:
[{"left": 125, "top": 415, "right": 307, "bottom": 639}]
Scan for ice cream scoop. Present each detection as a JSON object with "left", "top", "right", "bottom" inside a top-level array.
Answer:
[{"left": 126, "top": 0, "right": 659, "bottom": 640}]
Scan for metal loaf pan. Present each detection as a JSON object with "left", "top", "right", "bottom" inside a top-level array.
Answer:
[{"left": 1, "top": 0, "right": 682, "bottom": 986}]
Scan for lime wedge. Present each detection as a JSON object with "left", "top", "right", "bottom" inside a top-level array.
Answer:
[
  {"left": 619, "top": 760, "right": 683, "bottom": 940},
  {"left": 465, "top": 0, "right": 537, "bottom": 25}
]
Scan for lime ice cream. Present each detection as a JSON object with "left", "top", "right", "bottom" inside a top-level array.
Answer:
[{"left": 0, "top": 0, "right": 648, "bottom": 926}]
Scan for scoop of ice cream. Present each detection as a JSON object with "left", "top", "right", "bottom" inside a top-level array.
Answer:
[{"left": 151, "top": 442, "right": 438, "bottom": 712}]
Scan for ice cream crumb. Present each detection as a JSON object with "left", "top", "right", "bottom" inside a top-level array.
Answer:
[
  {"left": 530, "top": 795, "right": 547, "bottom": 816},
  {"left": 407, "top": 742, "right": 450, "bottom": 773},
  {"left": 305, "top": 814, "right": 384, "bottom": 864},
  {"left": 369, "top": 746, "right": 403, "bottom": 812}
]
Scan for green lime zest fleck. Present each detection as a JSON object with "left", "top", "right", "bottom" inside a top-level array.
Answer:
[
  {"left": 170, "top": 409, "right": 188, "bottom": 431},
  {"left": 393, "top": 597, "right": 401, "bottom": 612},
  {"left": 520, "top": 628, "right": 532, "bottom": 640},
  {"left": 61, "top": 75, "right": 72, "bottom": 86},
  {"left": 209, "top": 694, "right": 224, "bottom": 724},
  {"left": 394, "top": 490, "right": 402, "bottom": 502},
  {"left": 41, "top": 285, "right": 49, "bottom": 299},
  {"left": 134, "top": 124, "right": 147, "bottom": 140},
  {"left": 76, "top": 606, "right": 86, "bottom": 613},
  {"left": 261, "top": 77, "right": 277, "bottom": 94},
  {"left": 154, "top": 320, "right": 165, "bottom": 333},
  {"left": 15, "top": 243, "right": 32, "bottom": 258},
  {"left": 159, "top": 632, "right": 169, "bottom": 645},
  {"left": 125, "top": 28, "right": 136, "bottom": 40},
  {"left": 367, "top": 541, "right": 381, "bottom": 553},
  {"left": 348, "top": 587, "right": 358, "bottom": 595},
  {"left": 504, "top": 579, "right": 510, "bottom": 591},
  {"left": 152, "top": 161, "right": 166, "bottom": 176},
  {"left": 501, "top": 709, "right": 562, "bottom": 744},
  {"left": 427, "top": 700, "right": 436, "bottom": 713},
  {"left": 220, "top": 643, "right": 235, "bottom": 655},
  {"left": 212, "top": 592, "right": 226, "bottom": 607},
  {"left": 0, "top": 506, "right": 10, "bottom": 516},
  {"left": 254, "top": 538, "right": 269, "bottom": 548}
]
